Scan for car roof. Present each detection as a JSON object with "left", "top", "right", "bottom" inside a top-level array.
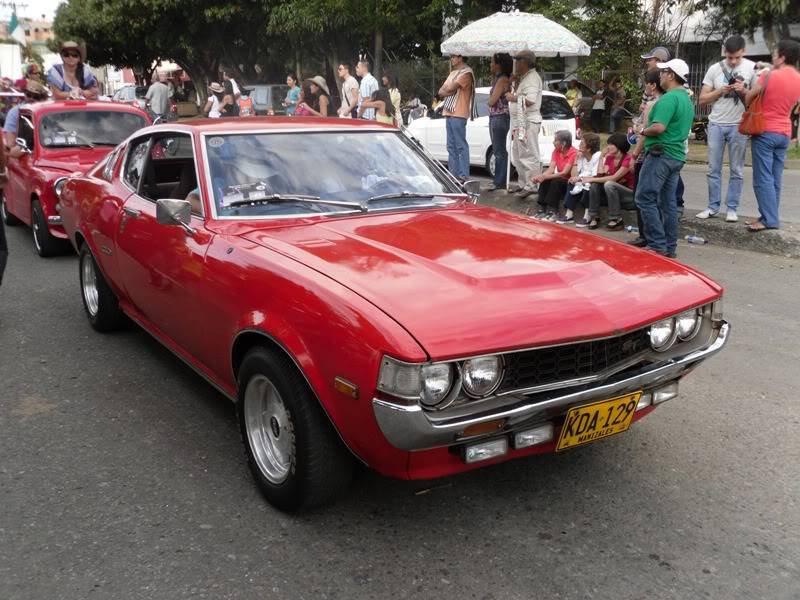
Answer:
[
  {"left": 475, "top": 87, "right": 565, "bottom": 99},
  {"left": 21, "top": 99, "right": 149, "bottom": 116},
  {"left": 143, "top": 116, "right": 396, "bottom": 134}
]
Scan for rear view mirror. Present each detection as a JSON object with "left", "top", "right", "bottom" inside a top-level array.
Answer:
[
  {"left": 15, "top": 138, "right": 31, "bottom": 154},
  {"left": 462, "top": 179, "right": 482, "bottom": 200},
  {"left": 156, "top": 198, "right": 195, "bottom": 234}
]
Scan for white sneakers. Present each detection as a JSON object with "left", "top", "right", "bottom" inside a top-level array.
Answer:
[
  {"left": 695, "top": 209, "right": 718, "bottom": 219},
  {"left": 696, "top": 209, "right": 738, "bottom": 222}
]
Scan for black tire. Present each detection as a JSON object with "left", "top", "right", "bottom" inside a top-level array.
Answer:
[
  {"left": 1, "top": 193, "right": 21, "bottom": 226},
  {"left": 31, "top": 199, "right": 68, "bottom": 257},
  {"left": 237, "top": 347, "right": 354, "bottom": 511},
  {"left": 78, "top": 244, "right": 126, "bottom": 332}
]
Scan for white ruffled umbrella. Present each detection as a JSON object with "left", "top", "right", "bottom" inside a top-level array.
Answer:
[{"left": 440, "top": 11, "right": 591, "bottom": 58}]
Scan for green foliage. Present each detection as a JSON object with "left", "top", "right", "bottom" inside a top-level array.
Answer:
[{"left": 692, "top": 0, "right": 799, "bottom": 40}]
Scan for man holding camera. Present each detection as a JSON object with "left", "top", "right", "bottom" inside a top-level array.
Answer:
[{"left": 696, "top": 35, "right": 757, "bottom": 222}]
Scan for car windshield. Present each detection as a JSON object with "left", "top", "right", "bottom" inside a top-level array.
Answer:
[
  {"left": 205, "top": 130, "right": 456, "bottom": 218},
  {"left": 39, "top": 110, "right": 147, "bottom": 148},
  {"left": 542, "top": 96, "right": 575, "bottom": 120}
]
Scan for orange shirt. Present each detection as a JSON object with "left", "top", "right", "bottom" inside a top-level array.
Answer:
[
  {"left": 443, "top": 71, "right": 473, "bottom": 119},
  {"left": 759, "top": 67, "right": 800, "bottom": 137}
]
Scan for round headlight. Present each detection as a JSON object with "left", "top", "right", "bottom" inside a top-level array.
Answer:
[
  {"left": 53, "top": 177, "right": 68, "bottom": 199},
  {"left": 676, "top": 309, "right": 701, "bottom": 341},
  {"left": 420, "top": 363, "right": 453, "bottom": 408},
  {"left": 649, "top": 318, "right": 676, "bottom": 351},
  {"left": 462, "top": 356, "right": 503, "bottom": 397}
]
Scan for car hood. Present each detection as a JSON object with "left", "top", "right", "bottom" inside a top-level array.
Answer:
[
  {"left": 240, "top": 206, "right": 721, "bottom": 359},
  {"left": 37, "top": 147, "right": 113, "bottom": 174}
]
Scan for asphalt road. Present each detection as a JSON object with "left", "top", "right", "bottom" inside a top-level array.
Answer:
[{"left": 1, "top": 222, "right": 799, "bottom": 600}]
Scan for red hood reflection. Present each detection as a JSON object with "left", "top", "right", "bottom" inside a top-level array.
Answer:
[{"left": 241, "top": 206, "right": 721, "bottom": 359}]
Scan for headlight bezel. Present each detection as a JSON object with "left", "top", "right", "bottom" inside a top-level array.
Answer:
[
  {"left": 53, "top": 177, "right": 68, "bottom": 199},
  {"left": 675, "top": 308, "right": 702, "bottom": 341},
  {"left": 420, "top": 363, "right": 456, "bottom": 408},
  {"left": 649, "top": 317, "right": 677, "bottom": 352},
  {"left": 461, "top": 355, "right": 505, "bottom": 398}
]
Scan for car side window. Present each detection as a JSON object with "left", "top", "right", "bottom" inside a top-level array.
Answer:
[
  {"left": 18, "top": 114, "right": 34, "bottom": 150},
  {"left": 124, "top": 137, "right": 151, "bottom": 191},
  {"left": 139, "top": 133, "right": 202, "bottom": 216}
]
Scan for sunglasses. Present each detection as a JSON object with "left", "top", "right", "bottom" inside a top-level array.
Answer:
[{"left": 62, "top": 52, "right": 80, "bottom": 58}]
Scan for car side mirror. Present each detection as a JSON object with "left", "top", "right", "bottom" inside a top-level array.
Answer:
[
  {"left": 156, "top": 198, "right": 195, "bottom": 234},
  {"left": 462, "top": 179, "right": 482, "bottom": 202},
  {"left": 15, "top": 138, "right": 31, "bottom": 154}
]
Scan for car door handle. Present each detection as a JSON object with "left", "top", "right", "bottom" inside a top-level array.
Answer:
[{"left": 123, "top": 207, "right": 140, "bottom": 218}]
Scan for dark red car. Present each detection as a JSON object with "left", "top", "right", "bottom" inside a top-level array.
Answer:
[
  {"left": 1, "top": 100, "right": 149, "bottom": 256},
  {"left": 58, "top": 118, "right": 730, "bottom": 511}
]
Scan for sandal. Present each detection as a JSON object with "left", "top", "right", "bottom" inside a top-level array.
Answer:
[
  {"left": 746, "top": 222, "right": 775, "bottom": 232},
  {"left": 606, "top": 218, "right": 624, "bottom": 230},
  {"left": 587, "top": 218, "right": 599, "bottom": 230}
]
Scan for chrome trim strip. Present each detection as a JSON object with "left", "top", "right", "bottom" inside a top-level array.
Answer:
[{"left": 372, "top": 321, "right": 730, "bottom": 451}]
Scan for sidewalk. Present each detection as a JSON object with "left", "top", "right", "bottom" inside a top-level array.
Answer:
[{"left": 477, "top": 169, "right": 800, "bottom": 259}]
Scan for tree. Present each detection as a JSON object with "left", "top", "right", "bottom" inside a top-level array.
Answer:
[
  {"left": 691, "top": 0, "right": 799, "bottom": 43},
  {"left": 53, "top": 0, "right": 284, "bottom": 100}
]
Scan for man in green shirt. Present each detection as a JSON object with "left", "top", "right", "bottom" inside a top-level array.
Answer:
[{"left": 635, "top": 58, "right": 694, "bottom": 257}]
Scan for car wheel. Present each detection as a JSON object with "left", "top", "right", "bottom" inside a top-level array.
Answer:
[
  {"left": 237, "top": 347, "right": 354, "bottom": 511},
  {"left": 79, "top": 244, "right": 126, "bottom": 332},
  {"left": 485, "top": 149, "right": 496, "bottom": 178},
  {"left": 31, "top": 199, "right": 67, "bottom": 257},
  {"left": 1, "top": 193, "right": 21, "bottom": 226}
]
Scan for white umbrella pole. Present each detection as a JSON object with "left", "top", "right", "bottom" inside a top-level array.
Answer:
[{"left": 506, "top": 129, "right": 512, "bottom": 192}]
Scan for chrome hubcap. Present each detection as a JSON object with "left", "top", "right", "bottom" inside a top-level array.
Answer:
[
  {"left": 244, "top": 374, "right": 293, "bottom": 484},
  {"left": 488, "top": 153, "right": 496, "bottom": 177},
  {"left": 81, "top": 253, "right": 99, "bottom": 317}
]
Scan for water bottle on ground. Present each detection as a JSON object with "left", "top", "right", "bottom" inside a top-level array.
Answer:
[
  {"left": 684, "top": 235, "right": 708, "bottom": 245},
  {"left": 625, "top": 225, "right": 638, "bottom": 233}
]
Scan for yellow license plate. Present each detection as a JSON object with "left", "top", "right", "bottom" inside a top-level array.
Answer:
[{"left": 556, "top": 392, "right": 642, "bottom": 452}]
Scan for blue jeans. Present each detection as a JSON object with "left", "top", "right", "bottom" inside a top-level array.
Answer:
[
  {"left": 706, "top": 122, "right": 747, "bottom": 212},
  {"left": 446, "top": 117, "right": 470, "bottom": 179},
  {"left": 635, "top": 153, "right": 684, "bottom": 255},
  {"left": 489, "top": 114, "right": 510, "bottom": 186},
  {"left": 751, "top": 132, "right": 789, "bottom": 228}
]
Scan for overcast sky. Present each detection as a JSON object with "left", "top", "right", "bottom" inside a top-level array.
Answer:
[{"left": 2, "top": 0, "right": 64, "bottom": 22}]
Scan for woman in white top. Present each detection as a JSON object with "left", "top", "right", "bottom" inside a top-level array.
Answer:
[
  {"left": 556, "top": 132, "right": 601, "bottom": 224},
  {"left": 204, "top": 83, "right": 225, "bottom": 118}
]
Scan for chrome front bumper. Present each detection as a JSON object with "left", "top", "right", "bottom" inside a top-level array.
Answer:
[{"left": 373, "top": 321, "right": 730, "bottom": 451}]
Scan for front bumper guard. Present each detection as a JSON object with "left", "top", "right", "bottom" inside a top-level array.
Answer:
[{"left": 373, "top": 321, "right": 730, "bottom": 451}]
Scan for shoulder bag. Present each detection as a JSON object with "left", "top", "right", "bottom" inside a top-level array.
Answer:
[{"left": 739, "top": 71, "right": 770, "bottom": 136}]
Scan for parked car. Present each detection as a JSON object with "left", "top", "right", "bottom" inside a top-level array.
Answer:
[
  {"left": 406, "top": 88, "right": 578, "bottom": 179},
  {"left": 1, "top": 100, "right": 150, "bottom": 256},
  {"left": 59, "top": 116, "right": 730, "bottom": 511},
  {"left": 247, "top": 84, "right": 289, "bottom": 115},
  {"left": 111, "top": 84, "right": 148, "bottom": 110},
  {"left": 544, "top": 77, "right": 596, "bottom": 121},
  {"left": 112, "top": 84, "right": 178, "bottom": 121}
]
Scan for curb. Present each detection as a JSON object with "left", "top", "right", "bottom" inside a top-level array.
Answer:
[{"left": 477, "top": 190, "right": 800, "bottom": 259}]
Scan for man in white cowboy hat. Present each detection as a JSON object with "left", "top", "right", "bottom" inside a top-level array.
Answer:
[{"left": 505, "top": 50, "right": 543, "bottom": 197}]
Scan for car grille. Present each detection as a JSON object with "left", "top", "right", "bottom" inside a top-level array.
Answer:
[{"left": 498, "top": 328, "right": 650, "bottom": 393}]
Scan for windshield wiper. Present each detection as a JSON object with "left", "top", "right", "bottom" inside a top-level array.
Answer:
[
  {"left": 47, "top": 131, "right": 95, "bottom": 148},
  {"left": 225, "top": 193, "right": 361, "bottom": 210},
  {"left": 366, "top": 191, "right": 465, "bottom": 203}
]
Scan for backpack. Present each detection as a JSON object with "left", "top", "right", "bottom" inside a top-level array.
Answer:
[{"left": 238, "top": 96, "right": 255, "bottom": 117}]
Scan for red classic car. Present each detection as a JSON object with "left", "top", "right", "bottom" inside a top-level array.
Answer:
[
  {"left": 58, "top": 118, "right": 730, "bottom": 511},
  {"left": 1, "top": 100, "right": 149, "bottom": 256}
]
